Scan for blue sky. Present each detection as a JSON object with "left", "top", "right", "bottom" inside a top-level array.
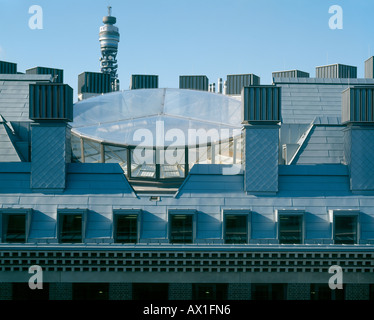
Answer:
[{"left": 0, "top": 0, "right": 373, "bottom": 100}]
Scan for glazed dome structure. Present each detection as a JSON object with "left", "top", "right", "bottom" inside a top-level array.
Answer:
[{"left": 71, "top": 88, "right": 243, "bottom": 180}]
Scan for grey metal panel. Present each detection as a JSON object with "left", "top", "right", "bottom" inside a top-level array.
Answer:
[
  {"left": 29, "top": 83, "right": 73, "bottom": 122},
  {"left": 242, "top": 86, "right": 281, "bottom": 122},
  {"left": 365, "top": 57, "right": 374, "bottom": 79},
  {"left": 130, "top": 74, "right": 158, "bottom": 90},
  {"left": 179, "top": 75, "right": 208, "bottom": 91},
  {"left": 274, "top": 78, "right": 374, "bottom": 85},
  {"left": 348, "top": 127, "right": 374, "bottom": 191},
  {"left": 78, "top": 72, "right": 111, "bottom": 95},
  {"left": 0, "top": 74, "right": 51, "bottom": 82},
  {"left": 244, "top": 126, "right": 279, "bottom": 193},
  {"left": 342, "top": 87, "right": 374, "bottom": 123},
  {"left": 316, "top": 64, "right": 357, "bottom": 79},
  {"left": 272, "top": 70, "right": 309, "bottom": 78},
  {"left": 272, "top": 78, "right": 374, "bottom": 124},
  {"left": 0, "top": 122, "right": 21, "bottom": 162},
  {"left": 293, "top": 125, "right": 345, "bottom": 165},
  {"left": 30, "top": 123, "right": 69, "bottom": 190},
  {"left": 0, "top": 61, "right": 17, "bottom": 74},
  {"left": 0, "top": 75, "right": 52, "bottom": 122},
  {"left": 26, "top": 67, "right": 64, "bottom": 83},
  {"left": 226, "top": 74, "right": 260, "bottom": 95}
]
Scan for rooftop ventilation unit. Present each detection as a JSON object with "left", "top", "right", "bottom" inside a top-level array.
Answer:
[
  {"left": 342, "top": 86, "right": 374, "bottom": 124},
  {"left": 179, "top": 75, "right": 209, "bottom": 91},
  {"left": 26, "top": 66, "right": 64, "bottom": 83},
  {"left": 0, "top": 61, "right": 17, "bottom": 74},
  {"left": 242, "top": 86, "right": 281, "bottom": 123},
  {"left": 130, "top": 74, "right": 159, "bottom": 90},
  {"left": 78, "top": 71, "right": 111, "bottom": 100},
  {"left": 315, "top": 63, "right": 357, "bottom": 79},
  {"left": 272, "top": 70, "right": 309, "bottom": 79},
  {"left": 226, "top": 74, "right": 260, "bottom": 95},
  {"left": 29, "top": 83, "right": 73, "bottom": 122}
]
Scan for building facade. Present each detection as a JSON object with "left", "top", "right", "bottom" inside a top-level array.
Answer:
[{"left": 0, "top": 58, "right": 374, "bottom": 301}]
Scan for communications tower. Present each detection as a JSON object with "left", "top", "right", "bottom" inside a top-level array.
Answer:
[{"left": 99, "top": 6, "right": 120, "bottom": 91}]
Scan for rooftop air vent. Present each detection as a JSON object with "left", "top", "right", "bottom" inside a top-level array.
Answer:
[{"left": 29, "top": 83, "right": 73, "bottom": 122}]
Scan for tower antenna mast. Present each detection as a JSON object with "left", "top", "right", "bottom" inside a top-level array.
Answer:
[{"left": 99, "top": 6, "right": 120, "bottom": 91}]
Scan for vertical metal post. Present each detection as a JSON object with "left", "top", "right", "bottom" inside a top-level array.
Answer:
[
  {"left": 80, "top": 137, "right": 85, "bottom": 163},
  {"left": 100, "top": 143, "right": 105, "bottom": 163}
]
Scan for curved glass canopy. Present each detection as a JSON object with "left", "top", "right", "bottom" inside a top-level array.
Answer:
[
  {"left": 71, "top": 88, "right": 243, "bottom": 180},
  {"left": 72, "top": 88, "right": 242, "bottom": 147}
]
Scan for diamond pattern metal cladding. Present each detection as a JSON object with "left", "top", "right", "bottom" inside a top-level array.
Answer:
[
  {"left": 31, "top": 125, "right": 67, "bottom": 189},
  {"left": 245, "top": 127, "right": 279, "bottom": 193}
]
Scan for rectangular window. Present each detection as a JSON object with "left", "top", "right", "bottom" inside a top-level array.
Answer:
[
  {"left": 170, "top": 214, "right": 194, "bottom": 244},
  {"left": 334, "top": 215, "right": 357, "bottom": 244},
  {"left": 59, "top": 213, "right": 83, "bottom": 243},
  {"left": 224, "top": 215, "right": 248, "bottom": 244},
  {"left": 279, "top": 214, "right": 303, "bottom": 244},
  {"left": 3, "top": 214, "right": 26, "bottom": 243},
  {"left": 114, "top": 214, "right": 138, "bottom": 243},
  {"left": 1, "top": 209, "right": 31, "bottom": 243}
]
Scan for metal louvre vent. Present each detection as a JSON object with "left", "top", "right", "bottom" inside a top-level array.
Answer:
[
  {"left": 316, "top": 64, "right": 357, "bottom": 79},
  {"left": 0, "top": 61, "right": 17, "bottom": 74},
  {"left": 342, "top": 86, "right": 374, "bottom": 123},
  {"left": 130, "top": 75, "right": 158, "bottom": 90},
  {"left": 242, "top": 86, "right": 281, "bottom": 123},
  {"left": 179, "top": 75, "right": 209, "bottom": 91},
  {"left": 78, "top": 72, "right": 111, "bottom": 95},
  {"left": 272, "top": 70, "right": 309, "bottom": 78},
  {"left": 26, "top": 67, "right": 64, "bottom": 83},
  {"left": 29, "top": 83, "right": 73, "bottom": 122},
  {"left": 226, "top": 74, "right": 260, "bottom": 95}
]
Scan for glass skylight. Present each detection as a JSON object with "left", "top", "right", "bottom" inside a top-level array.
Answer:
[
  {"left": 72, "top": 88, "right": 242, "bottom": 147},
  {"left": 71, "top": 88, "right": 243, "bottom": 180}
]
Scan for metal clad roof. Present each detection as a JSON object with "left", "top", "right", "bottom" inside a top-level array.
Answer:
[
  {"left": 274, "top": 78, "right": 374, "bottom": 124},
  {"left": 0, "top": 74, "right": 51, "bottom": 122},
  {"left": 0, "top": 120, "right": 21, "bottom": 162},
  {"left": 292, "top": 124, "right": 344, "bottom": 165}
]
